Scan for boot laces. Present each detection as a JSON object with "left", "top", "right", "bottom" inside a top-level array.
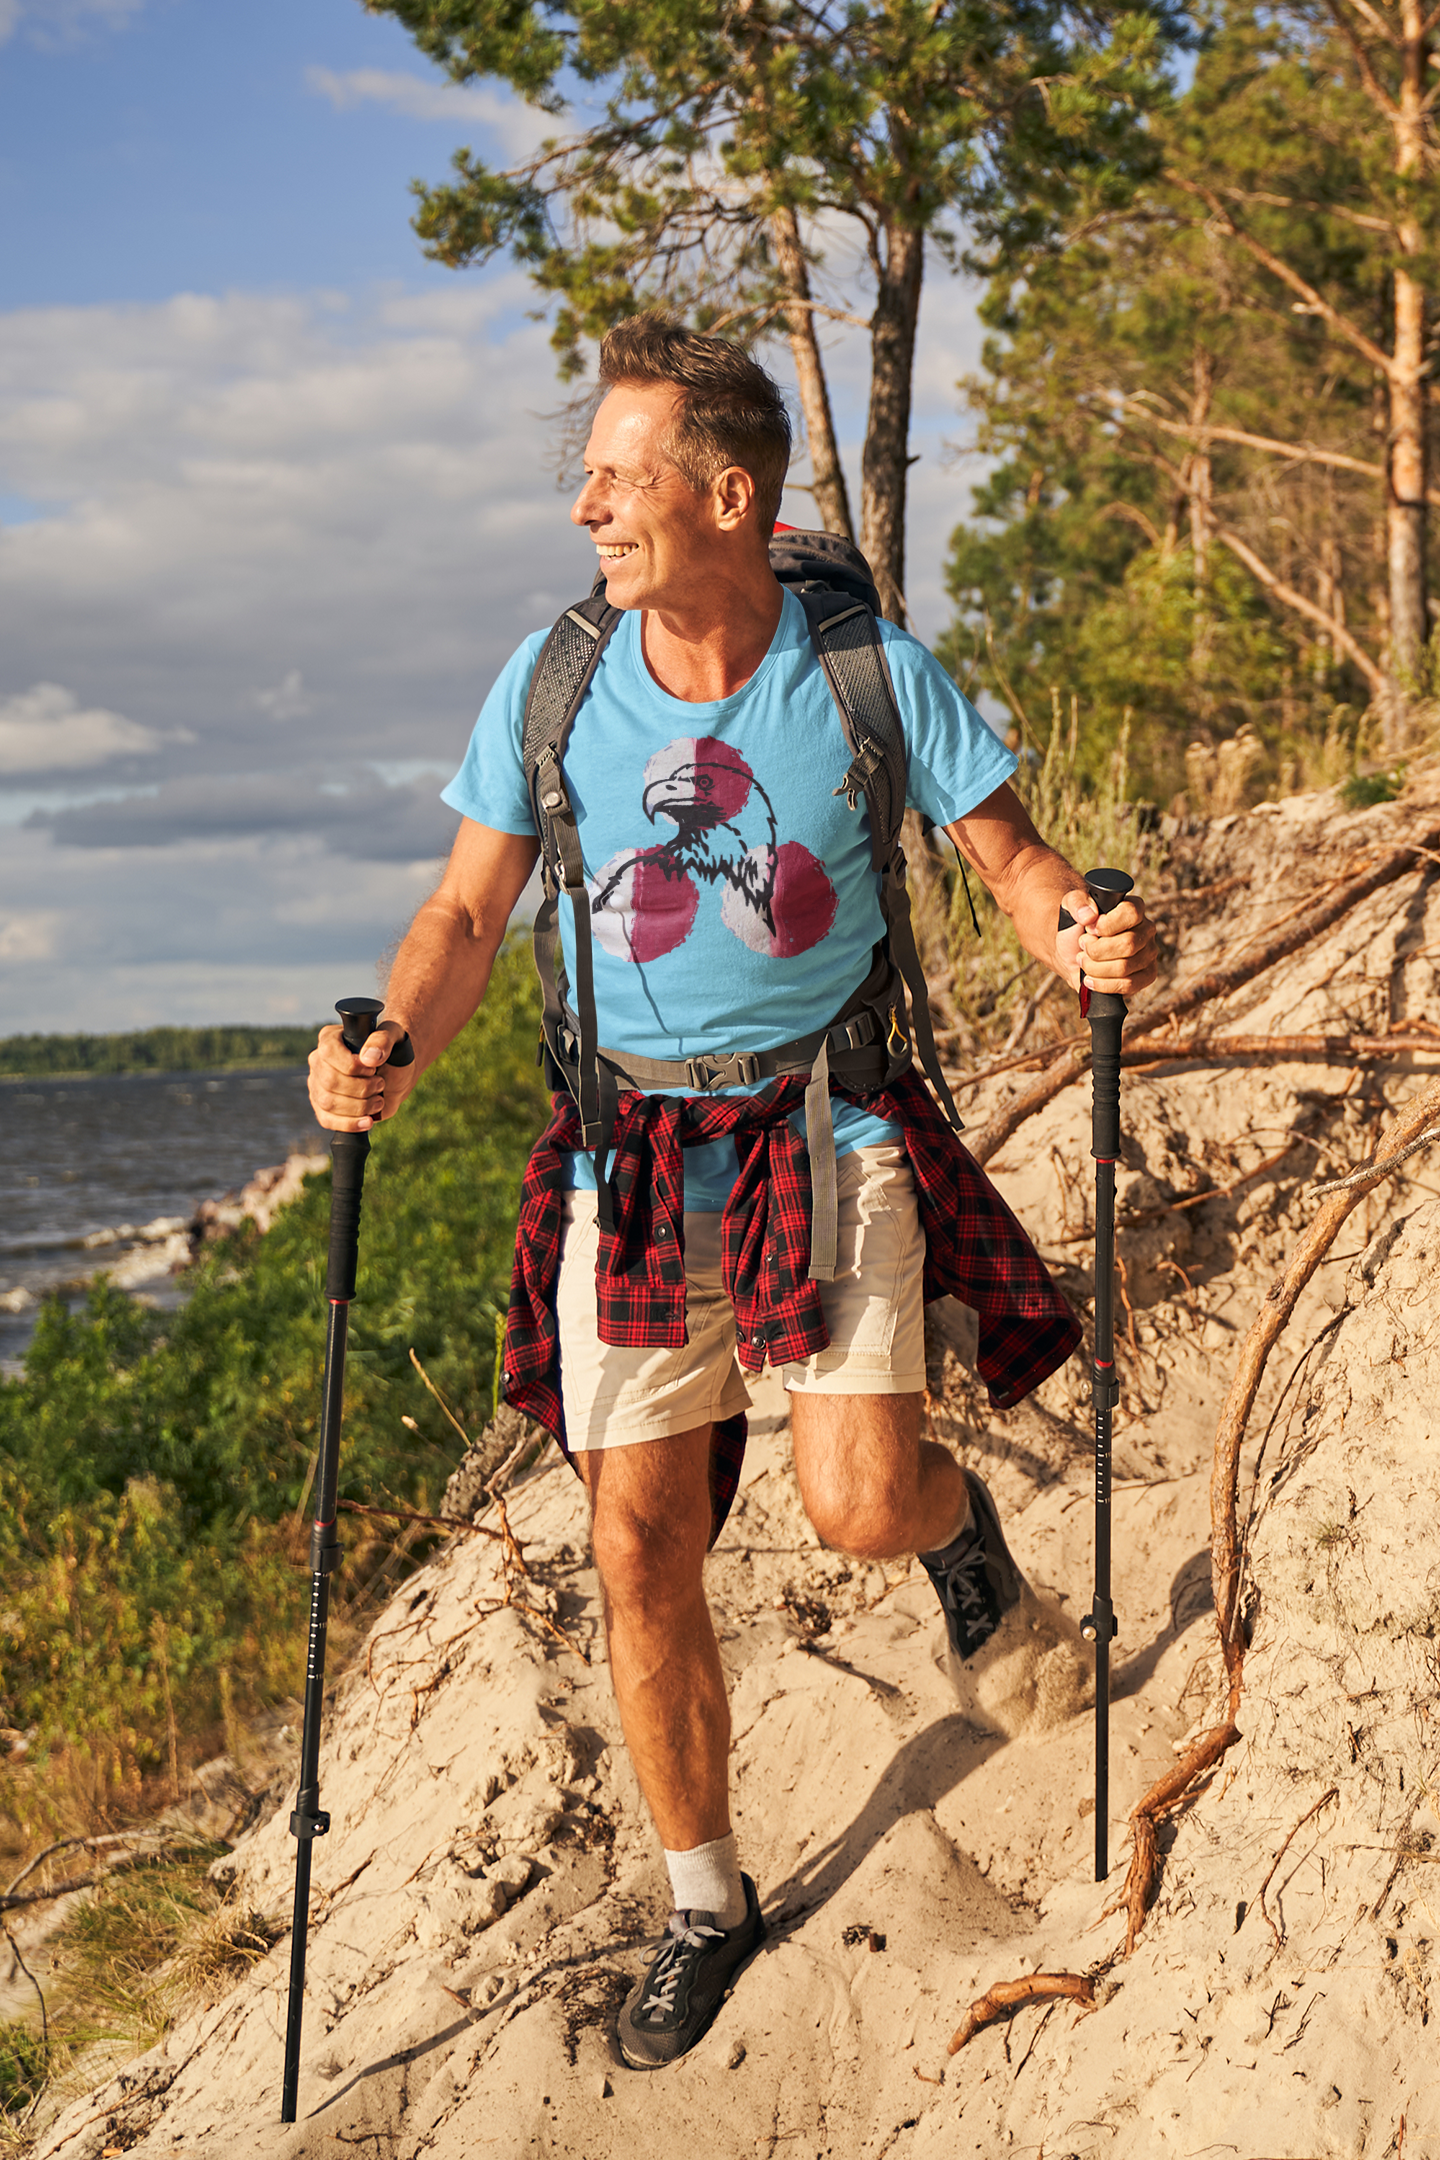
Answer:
[{"left": 640, "top": 1914, "right": 724, "bottom": 2020}]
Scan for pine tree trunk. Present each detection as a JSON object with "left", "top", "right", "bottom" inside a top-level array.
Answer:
[
  {"left": 1184, "top": 350, "right": 1216, "bottom": 719},
  {"left": 770, "top": 208, "right": 854, "bottom": 541},
  {"left": 1384, "top": 0, "right": 1430, "bottom": 746},
  {"left": 860, "top": 222, "right": 924, "bottom": 624}
]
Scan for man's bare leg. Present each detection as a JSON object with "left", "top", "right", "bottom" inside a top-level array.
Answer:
[
  {"left": 577, "top": 1425, "right": 731, "bottom": 1851},
  {"left": 787, "top": 1391, "right": 971, "bottom": 1560}
]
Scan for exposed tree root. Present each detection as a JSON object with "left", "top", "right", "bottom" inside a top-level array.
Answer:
[
  {"left": 947, "top": 1972, "right": 1094, "bottom": 2054},
  {"left": 1119, "top": 1070, "right": 1440, "bottom": 1956},
  {"left": 1120, "top": 1030, "right": 1440, "bottom": 1066},
  {"left": 966, "top": 824, "right": 1440, "bottom": 1163},
  {"left": 952, "top": 1065, "right": 1440, "bottom": 2053}
]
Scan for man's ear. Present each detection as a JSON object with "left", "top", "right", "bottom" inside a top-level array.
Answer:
[{"left": 713, "top": 463, "right": 757, "bottom": 532}]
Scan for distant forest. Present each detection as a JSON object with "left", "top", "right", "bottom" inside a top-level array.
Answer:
[{"left": 0, "top": 1024, "right": 322, "bottom": 1079}]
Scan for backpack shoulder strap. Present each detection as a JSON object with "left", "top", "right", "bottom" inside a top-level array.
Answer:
[
  {"left": 798, "top": 590, "right": 906, "bottom": 871},
  {"left": 521, "top": 587, "right": 624, "bottom": 1211},
  {"left": 799, "top": 591, "right": 965, "bottom": 1138},
  {"left": 522, "top": 588, "right": 622, "bottom": 864}
]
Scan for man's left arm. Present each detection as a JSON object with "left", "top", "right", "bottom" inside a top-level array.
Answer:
[{"left": 944, "top": 781, "right": 1158, "bottom": 998}]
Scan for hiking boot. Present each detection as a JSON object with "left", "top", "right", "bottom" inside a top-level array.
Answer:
[
  {"left": 616, "top": 1874, "right": 764, "bottom": 2070},
  {"left": 921, "top": 1468, "right": 1091, "bottom": 1737},
  {"left": 919, "top": 1467, "right": 1024, "bottom": 1661}
]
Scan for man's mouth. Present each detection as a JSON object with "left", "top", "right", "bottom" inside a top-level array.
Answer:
[{"left": 597, "top": 542, "right": 639, "bottom": 560}]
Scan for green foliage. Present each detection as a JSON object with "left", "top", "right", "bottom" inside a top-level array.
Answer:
[
  {"left": 0, "top": 2019, "right": 47, "bottom": 2119},
  {"left": 1340, "top": 770, "right": 1403, "bottom": 810},
  {"left": 935, "top": 697, "right": 1155, "bottom": 1049},
  {"left": 939, "top": 0, "right": 1440, "bottom": 795},
  {"left": 0, "top": 1025, "right": 322, "bottom": 1079},
  {"left": 378, "top": 0, "right": 1181, "bottom": 366},
  {"left": 0, "top": 941, "right": 548, "bottom": 1839}
]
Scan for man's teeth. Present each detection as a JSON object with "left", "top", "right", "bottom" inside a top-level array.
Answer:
[{"left": 598, "top": 543, "right": 638, "bottom": 558}]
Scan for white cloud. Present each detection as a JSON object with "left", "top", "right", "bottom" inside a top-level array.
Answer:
[
  {"left": 0, "top": 259, "right": 988, "bottom": 1027},
  {"left": 305, "top": 65, "right": 547, "bottom": 159},
  {"left": 0, "top": 682, "right": 179, "bottom": 775},
  {"left": 255, "top": 670, "right": 314, "bottom": 723},
  {"left": 0, "top": 909, "right": 61, "bottom": 962},
  {"left": 0, "top": 0, "right": 143, "bottom": 48}
]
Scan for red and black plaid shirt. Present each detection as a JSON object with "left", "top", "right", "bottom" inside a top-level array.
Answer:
[{"left": 503, "top": 1069, "right": 1080, "bottom": 1537}]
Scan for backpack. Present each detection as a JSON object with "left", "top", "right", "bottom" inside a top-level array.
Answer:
[{"left": 520, "top": 527, "right": 964, "bottom": 1278}]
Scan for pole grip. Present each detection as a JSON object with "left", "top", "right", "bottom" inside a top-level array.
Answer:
[{"left": 326, "top": 1132, "right": 370, "bottom": 1301}]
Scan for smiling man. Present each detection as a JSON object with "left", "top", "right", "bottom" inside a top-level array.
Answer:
[{"left": 307, "top": 314, "right": 1157, "bottom": 2071}]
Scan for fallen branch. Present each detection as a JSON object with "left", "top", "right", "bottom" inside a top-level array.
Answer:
[
  {"left": 947, "top": 1971, "right": 1094, "bottom": 2053},
  {"left": 966, "top": 829, "right": 1440, "bottom": 1164},
  {"left": 338, "top": 1498, "right": 502, "bottom": 1542},
  {"left": 1312, "top": 1122, "right": 1440, "bottom": 1195},
  {"left": 1118, "top": 1717, "right": 1241, "bottom": 1956},
  {"left": 1121, "top": 1031, "right": 1440, "bottom": 1067},
  {"left": 1256, "top": 1788, "right": 1340, "bottom": 1951},
  {"left": 1126, "top": 830, "right": 1440, "bottom": 1044},
  {"left": 0, "top": 1844, "right": 191, "bottom": 1915}
]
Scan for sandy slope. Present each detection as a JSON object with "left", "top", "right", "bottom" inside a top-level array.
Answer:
[{"left": 29, "top": 780, "right": 1440, "bottom": 2160}]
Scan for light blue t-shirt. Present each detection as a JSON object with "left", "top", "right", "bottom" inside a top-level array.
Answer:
[{"left": 442, "top": 587, "right": 1015, "bottom": 1208}]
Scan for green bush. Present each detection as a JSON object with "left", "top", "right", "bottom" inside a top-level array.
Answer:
[{"left": 0, "top": 940, "right": 549, "bottom": 1839}]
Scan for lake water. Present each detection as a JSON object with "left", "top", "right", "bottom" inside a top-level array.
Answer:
[{"left": 1, "top": 1067, "right": 323, "bottom": 1372}]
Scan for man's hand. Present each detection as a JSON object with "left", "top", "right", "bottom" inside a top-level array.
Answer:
[
  {"left": 1054, "top": 888, "right": 1158, "bottom": 999},
  {"left": 308, "top": 1020, "right": 418, "bottom": 1134},
  {"left": 946, "top": 783, "right": 1159, "bottom": 1000}
]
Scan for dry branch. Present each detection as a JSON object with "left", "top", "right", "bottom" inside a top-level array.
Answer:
[
  {"left": 338, "top": 1498, "right": 502, "bottom": 1542},
  {"left": 966, "top": 827, "right": 1440, "bottom": 1164},
  {"left": 947, "top": 1971, "right": 1094, "bottom": 2053},
  {"left": 1257, "top": 1788, "right": 1340, "bottom": 1950},
  {"left": 1121, "top": 1031, "right": 1440, "bottom": 1066},
  {"left": 1210, "top": 1070, "right": 1440, "bottom": 1659}
]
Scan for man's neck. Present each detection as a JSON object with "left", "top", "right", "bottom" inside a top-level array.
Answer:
[{"left": 639, "top": 575, "right": 784, "bottom": 703}]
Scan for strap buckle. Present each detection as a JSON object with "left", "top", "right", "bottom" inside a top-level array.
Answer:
[{"left": 684, "top": 1051, "right": 761, "bottom": 1091}]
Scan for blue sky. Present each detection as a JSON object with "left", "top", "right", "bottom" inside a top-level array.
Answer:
[{"left": 0, "top": 0, "right": 988, "bottom": 1031}]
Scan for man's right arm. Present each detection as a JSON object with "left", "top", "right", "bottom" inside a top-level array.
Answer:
[{"left": 307, "top": 819, "right": 541, "bottom": 1133}]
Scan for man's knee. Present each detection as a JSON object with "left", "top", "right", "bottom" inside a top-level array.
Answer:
[
  {"left": 581, "top": 1428, "right": 713, "bottom": 1615},
  {"left": 804, "top": 1478, "right": 913, "bottom": 1561},
  {"left": 590, "top": 1499, "right": 706, "bottom": 1609},
  {"left": 791, "top": 1393, "right": 925, "bottom": 1559}
]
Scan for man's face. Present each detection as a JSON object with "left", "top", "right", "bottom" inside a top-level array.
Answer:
[{"left": 570, "top": 383, "right": 711, "bottom": 612}]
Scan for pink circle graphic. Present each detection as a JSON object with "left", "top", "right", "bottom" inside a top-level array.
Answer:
[
  {"left": 589, "top": 846, "right": 699, "bottom": 962},
  {"left": 642, "top": 737, "right": 753, "bottom": 832},
  {"left": 720, "top": 842, "right": 838, "bottom": 958}
]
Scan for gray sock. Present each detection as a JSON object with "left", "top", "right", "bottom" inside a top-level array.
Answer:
[{"left": 664, "top": 1831, "right": 748, "bottom": 1930}]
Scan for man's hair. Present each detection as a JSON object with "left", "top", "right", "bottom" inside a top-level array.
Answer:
[{"left": 598, "top": 313, "right": 793, "bottom": 531}]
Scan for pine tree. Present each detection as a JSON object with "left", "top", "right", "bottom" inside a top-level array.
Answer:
[{"left": 368, "top": 0, "right": 1181, "bottom": 621}]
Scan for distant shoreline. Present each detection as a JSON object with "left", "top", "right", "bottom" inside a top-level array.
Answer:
[
  {"left": 0, "top": 1060, "right": 311, "bottom": 1085},
  {"left": 0, "top": 1022, "right": 323, "bottom": 1081}
]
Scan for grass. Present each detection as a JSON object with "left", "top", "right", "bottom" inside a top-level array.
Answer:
[
  {"left": 0, "top": 1845, "right": 280, "bottom": 2146},
  {"left": 919, "top": 692, "right": 1155, "bottom": 1061}
]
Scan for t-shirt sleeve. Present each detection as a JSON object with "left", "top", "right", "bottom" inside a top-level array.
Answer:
[
  {"left": 439, "top": 629, "right": 549, "bottom": 836},
  {"left": 879, "top": 624, "right": 1018, "bottom": 828}
]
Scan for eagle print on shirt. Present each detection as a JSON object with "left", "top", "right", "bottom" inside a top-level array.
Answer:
[{"left": 588, "top": 736, "right": 838, "bottom": 964}]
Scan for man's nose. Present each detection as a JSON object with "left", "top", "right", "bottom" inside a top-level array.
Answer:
[{"left": 570, "top": 476, "right": 600, "bottom": 527}]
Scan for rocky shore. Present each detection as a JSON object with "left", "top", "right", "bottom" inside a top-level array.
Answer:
[{"left": 0, "top": 1150, "right": 328, "bottom": 1318}]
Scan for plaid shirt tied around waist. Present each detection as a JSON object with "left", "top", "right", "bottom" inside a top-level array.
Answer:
[{"left": 503, "top": 1068, "right": 1080, "bottom": 1537}]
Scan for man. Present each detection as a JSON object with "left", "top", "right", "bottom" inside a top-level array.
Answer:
[{"left": 308, "top": 315, "right": 1157, "bottom": 2071}]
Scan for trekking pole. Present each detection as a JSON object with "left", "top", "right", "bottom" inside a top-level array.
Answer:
[
  {"left": 281, "top": 996, "right": 412, "bottom": 2125},
  {"left": 1067, "top": 870, "right": 1134, "bottom": 1885}
]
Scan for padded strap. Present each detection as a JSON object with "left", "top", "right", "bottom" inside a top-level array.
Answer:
[
  {"left": 883, "top": 850, "right": 964, "bottom": 1135},
  {"left": 799, "top": 592, "right": 907, "bottom": 869}
]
